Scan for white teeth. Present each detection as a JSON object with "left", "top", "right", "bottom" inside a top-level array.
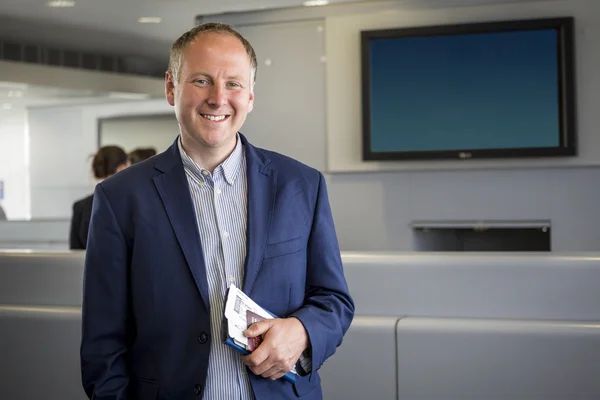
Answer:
[{"left": 202, "top": 114, "right": 226, "bottom": 121}]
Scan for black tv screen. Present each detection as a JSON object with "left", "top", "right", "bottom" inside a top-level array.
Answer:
[{"left": 361, "top": 17, "right": 576, "bottom": 161}]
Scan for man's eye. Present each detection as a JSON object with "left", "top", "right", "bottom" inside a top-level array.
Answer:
[
  {"left": 227, "top": 82, "right": 240, "bottom": 88},
  {"left": 195, "top": 79, "right": 208, "bottom": 85}
]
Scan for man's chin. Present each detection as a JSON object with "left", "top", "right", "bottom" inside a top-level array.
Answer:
[{"left": 194, "top": 132, "right": 237, "bottom": 150}]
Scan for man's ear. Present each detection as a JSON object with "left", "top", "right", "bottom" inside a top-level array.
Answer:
[
  {"left": 165, "top": 71, "right": 176, "bottom": 106},
  {"left": 248, "top": 83, "right": 255, "bottom": 113}
]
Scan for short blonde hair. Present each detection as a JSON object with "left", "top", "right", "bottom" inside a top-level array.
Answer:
[{"left": 168, "top": 22, "right": 257, "bottom": 84}]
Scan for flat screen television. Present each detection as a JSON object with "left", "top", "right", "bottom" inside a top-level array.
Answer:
[{"left": 361, "top": 17, "right": 576, "bottom": 161}]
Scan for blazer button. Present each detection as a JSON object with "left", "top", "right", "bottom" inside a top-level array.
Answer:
[
  {"left": 194, "top": 384, "right": 203, "bottom": 396},
  {"left": 197, "top": 332, "right": 208, "bottom": 344}
]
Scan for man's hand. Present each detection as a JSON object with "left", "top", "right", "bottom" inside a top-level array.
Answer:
[{"left": 240, "top": 317, "right": 308, "bottom": 380}]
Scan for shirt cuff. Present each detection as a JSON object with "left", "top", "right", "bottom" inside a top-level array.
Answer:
[{"left": 297, "top": 348, "right": 312, "bottom": 375}]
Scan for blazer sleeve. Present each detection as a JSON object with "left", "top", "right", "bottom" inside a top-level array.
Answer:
[
  {"left": 69, "top": 202, "right": 84, "bottom": 250},
  {"left": 291, "top": 171, "right": 355, "bottom": 375},
  {"left": 80, "top": 184, "right": 132, "bottom": 399}
]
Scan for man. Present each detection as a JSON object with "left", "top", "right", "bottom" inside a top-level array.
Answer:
[{"left": 81, "top": 22, "right": 354, "bottom": 399}]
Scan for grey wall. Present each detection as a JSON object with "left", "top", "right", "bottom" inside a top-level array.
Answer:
[
  {"left": 238, "top": 21, "right": 327, "bottom": 172},
  {"left": 327, "top": 168, "right": 600, "bottom": 251},
  {"left": 0, "top": 220, "right": 69, "bottom": 249},
  {"left": 220, "top": 2, "right": 600, "bottom": 252},
  {"left": 8, "top": 1, "right": 596, "bottom": 251},
  {"left": 99, "top": 114, "right": 179, "bottom": 153}
]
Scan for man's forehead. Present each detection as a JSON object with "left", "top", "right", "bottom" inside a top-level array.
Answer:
[
  {"left": 181, "top": 42, "right": 251, "bottom": 71},
  {"left": 189, "top": 31, "right": 245, "bottom": 50},
  {"left": 183, "top": 36, "right": 250, "bottom": 60}
]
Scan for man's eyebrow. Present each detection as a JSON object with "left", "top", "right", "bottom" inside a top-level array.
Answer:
[
  {"left": 226, "top": 74, "right": 245, "bottom": 81},
  {"left": 187, "top": 72, "right": 212, "bottom": 79}
]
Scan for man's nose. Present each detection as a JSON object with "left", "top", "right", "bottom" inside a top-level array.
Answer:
[{"left": 207, "top": 85, "right": 227, "bottom": 107}]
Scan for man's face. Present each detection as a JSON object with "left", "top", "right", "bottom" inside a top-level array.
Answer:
[{"left": 165, "top": 32, "right": 255, "bottom": 153}]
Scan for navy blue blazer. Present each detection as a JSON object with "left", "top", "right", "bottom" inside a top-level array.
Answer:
[{"left": 81, "top": 134, "right": 355, "bottom": 400}]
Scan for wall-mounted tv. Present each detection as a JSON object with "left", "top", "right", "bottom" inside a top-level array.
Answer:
[{"left": 361, "top": 17, "right": 576, "bottom": 161}]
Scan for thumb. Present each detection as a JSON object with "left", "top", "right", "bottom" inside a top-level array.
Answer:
[{"left": 244, "top": 319, "right": 273, "bottom": 337}]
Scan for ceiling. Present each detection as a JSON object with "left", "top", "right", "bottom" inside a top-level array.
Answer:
[
  {"left": 0, "top": 0, "right": 539, "bottom": 45},
  {"left": 0, "top": 0, "right": 367, "bottom": 44},
  {"left": 0, "top": 0, "right": 540, "bottom": 108}
]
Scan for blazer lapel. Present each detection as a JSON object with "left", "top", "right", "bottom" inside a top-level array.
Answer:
[
  {"left": 242, "top": 136, "right": 277, "bottom": 295},
  {"left": 153, "top": 141, "right": 210, "bottom": 313}
]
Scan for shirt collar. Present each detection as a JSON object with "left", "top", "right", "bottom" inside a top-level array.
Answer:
[{"left": 178, "top": 134, "right": 244, "bottom": 186}]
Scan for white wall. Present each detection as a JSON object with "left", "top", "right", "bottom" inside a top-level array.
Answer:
[
  {"left": 0, "top": 108, "right": 29, "bottom": 220},
  {"left": 28, "top": 100, "right": 174, "bottom": 218},
  {"left": 326, "top": 0, "right": 600, "bottom": 172}
]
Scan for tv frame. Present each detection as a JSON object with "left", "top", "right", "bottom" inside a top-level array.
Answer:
[{"left": 361, "top": 17, "right": 576, "bottom": 161}]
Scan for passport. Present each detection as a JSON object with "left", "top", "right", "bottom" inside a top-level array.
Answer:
[{"left": 246, "top": 310, "right": 265, "bottom": 351}]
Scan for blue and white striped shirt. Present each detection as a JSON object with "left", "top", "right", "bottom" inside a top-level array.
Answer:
[{"left": 178, "top": 136, "right": 254, "bottom": 400}]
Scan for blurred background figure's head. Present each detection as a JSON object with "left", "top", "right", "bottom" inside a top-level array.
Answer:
[
  {"left": 92, "top": 145, "right": 128, "bottom": 181},
  {"left": 128, "top": 147, "right": 157, "bottom": 165}
]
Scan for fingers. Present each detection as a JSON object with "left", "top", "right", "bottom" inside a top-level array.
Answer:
[
  {"left": 241, "top": 344, "right": 269, "bottom": 369},
  {"left": 246, "top": 351, "right": 294, "bottom": 379},
  {"left": 244, "top": 319, "right": 273, "bottom": 338},
  {"left": 261, "top": 364, "right": 286, "bottom": 381},
  {"left": 240, "top": 318, "right": 306, "bottom": 381}
]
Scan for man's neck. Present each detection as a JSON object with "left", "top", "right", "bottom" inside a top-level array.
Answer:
[{"left": 181, "top": 136, "right": 237, "bottom": 173}]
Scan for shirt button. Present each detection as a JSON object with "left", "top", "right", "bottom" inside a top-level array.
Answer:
[
  {"left": 194, "top": 384, "right": 203, "bottom": 396},
  {"left": 223, "top": 232, "right": 230, "bottom": 238},
  {"left": 215, "top": 188, "right": 222, "bottom": 194},
  {"left": 202, "top": 170, "right": 209, "bottom": 176},
  {"left": 229, "top": 276, "right": 235, "bottom": 283},
  {"left": 197, "top": 332, "right": 208, "bottom": 344}
]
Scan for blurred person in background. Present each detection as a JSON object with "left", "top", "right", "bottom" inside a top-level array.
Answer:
[
  {"left": 69, "top": 145, "right": 128, "bottom": 250},
  {"left": 128, "top": 147, "right": 157, "bottom": 165}
]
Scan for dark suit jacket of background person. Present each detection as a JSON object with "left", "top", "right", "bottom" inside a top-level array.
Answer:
[
  {"left": 69, "top": 194, "right": 94, "bottom": 249},
  {"left": 81, "top": 134, "right": 355, "bottom": 400}
]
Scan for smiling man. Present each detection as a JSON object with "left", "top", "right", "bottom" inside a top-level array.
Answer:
[
  {"left": 167, "top": 28, "right": 255, "bottom": 171},
  {"left": 80, "top": 23, "right": 354, "bottom": 400}
]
